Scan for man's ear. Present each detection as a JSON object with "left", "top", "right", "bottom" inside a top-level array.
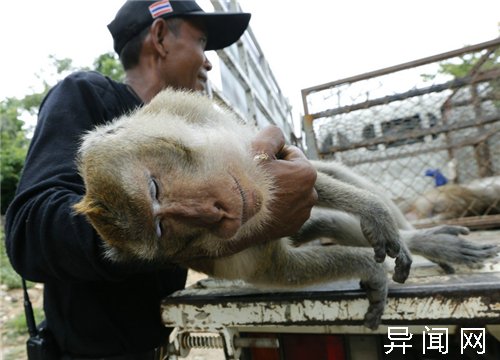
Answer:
[{"left": 150, "top": 18, "right": 170, "bottom": 57}]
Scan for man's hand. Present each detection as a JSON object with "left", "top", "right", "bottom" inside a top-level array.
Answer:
[{"left": 227, "top": 126, "right": 318, "bottom": 253}]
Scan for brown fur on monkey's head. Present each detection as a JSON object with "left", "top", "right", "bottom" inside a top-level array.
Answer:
[
  {"left": 74, "top": 88, "right": 275, "bottom": 263},
  {"left": 74, "top": 139, "right": 165, "bottom": 261}
]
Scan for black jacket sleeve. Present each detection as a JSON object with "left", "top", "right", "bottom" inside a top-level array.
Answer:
[{"left": 4, "top": 72, "right": 147, "bottom": 283}]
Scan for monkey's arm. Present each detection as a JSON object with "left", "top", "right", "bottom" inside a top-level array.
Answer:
[
  {"left": 311, "top": 161, "right": 413, "bottom": 230},
  {"left": 190, "top": 240, "right": 388, "bottom": 330},
  {"left": 293, "top": 210, "right": 498, "bottom": 273},
  {"left": 314, "top": 172, "right": 412, "bottom": 283}
]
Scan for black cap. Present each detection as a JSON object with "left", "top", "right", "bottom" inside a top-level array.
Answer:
[{"left": 108, "top": 0, "right": 251, "bottom": 55}]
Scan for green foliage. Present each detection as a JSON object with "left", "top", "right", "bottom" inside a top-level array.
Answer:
[
  {"left": 433, "top": 25, "right": 499, "bottom": 80},
  {"left": 4, "top": 307, "right": 45, "bottom": 338},
  {"left": 50, "top": 54, "right": 74, "bottom": 75},
  {"left": 1, "top": 99, "right": 30, "bottom": 214},
  {"left": 441, "top": 48, "right": 499, "bottom": 77},
  {"left": 93, "top": 52, "right": 125, "bottom": 82},
  {"left": 422, "top": 50, "right": 499, "bottom": 81},
  {"left": 439, "top": 53, "right": 484, "bottom": 78},
  {"left": 0, "top": 53, "right": 125, "bottom": 214},
  {"left": 421, "top": 44, "right": 500, "bottom": 111},
  {"left": 0, "top": 227, "right": 23, "bottom": 289},
  {"left": 0, "top": 56, "right": 75, "bottom": 214}
]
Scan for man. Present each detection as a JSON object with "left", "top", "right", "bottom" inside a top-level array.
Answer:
[{"left": 5, "top": 1, "right": 317, "bottom": 359}]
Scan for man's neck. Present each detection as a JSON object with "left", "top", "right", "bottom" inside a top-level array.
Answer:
[{"left": 124, "top": 68, "right": 161, "bottom": 104}]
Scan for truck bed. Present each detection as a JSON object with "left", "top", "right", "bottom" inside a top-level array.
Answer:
[{"left": 161, "top": 230, "right": 500, "bottom": 335}]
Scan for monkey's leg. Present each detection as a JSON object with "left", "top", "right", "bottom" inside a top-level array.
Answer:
[
  {"left": 314, "top": 172, "right": 411, "bottom": 283},
  {"left": 403, "top": 225, "right": 499, "bottom": 273},
  {"left": 210, "top": 241, "right": 388, "bottom": 330},
  {"left": 261, "top": 242, "right": 388, "bottom": 330},
  {"left": 295, "top": 211, "right": 497, "bottom": 274},
  {"left": 292, "top": 208, "right": 367, "bottom": 247}
]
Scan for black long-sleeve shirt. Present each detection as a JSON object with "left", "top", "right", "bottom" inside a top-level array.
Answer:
[{"left": 4, "top": 71, "right": 187, "bottom": 357}]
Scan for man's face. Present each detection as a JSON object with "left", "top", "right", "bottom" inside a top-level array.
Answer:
[{"left": 161, "top": 19, "right": 212, "bottom": 91}]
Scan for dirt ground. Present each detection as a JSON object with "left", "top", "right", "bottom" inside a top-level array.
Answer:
[{"left": 1, "top": 284, "right": 45, "bottom": 360}]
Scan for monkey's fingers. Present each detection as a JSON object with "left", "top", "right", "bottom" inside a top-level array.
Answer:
[
  {"left": 360, "top": 277, "right": 387, "bottom": 330},
  {"left": 426, "top": 225, "right": 470, "bottom": 236},
  {"left": 371, "top": 231, "right": 401, "bottom": 263},
  {"left": 373, "top": 246, "right": 387, "bottom": 263},
  {"left": 444, "top": 248, "right": 498, "bottom": 270},
  {"left": 360, "top": 222, "right": 397, "bottom": 263},
  {"left": 459, "top": 244, "right": 499, "bottom": 264},
  {"left": 392, "top": 249, "right": 412, "bottom": 283},
  {"left": 438, "top": 263, "right": 456, "bottom": 274},
  {"left": 359, "top": 206, "right": 401, "bottom": 264},
  {"left": 417, "top": 234, "right": 499, "bottom": 269},
  {"left": 385, "top": 240, "right": 401, "bottom": 259}
]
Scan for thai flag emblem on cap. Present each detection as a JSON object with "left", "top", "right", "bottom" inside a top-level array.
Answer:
[{"left": 149, "top": 0, "right": 173, "bottom": 18}]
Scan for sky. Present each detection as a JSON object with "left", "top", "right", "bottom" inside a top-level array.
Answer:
[{"left": 1, "top": 0, "right": 499, "bottom": 121}]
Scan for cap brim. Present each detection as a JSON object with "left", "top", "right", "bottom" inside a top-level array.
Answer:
[{"left": 182, "top": 12, "right": 251, "bottom": 50}]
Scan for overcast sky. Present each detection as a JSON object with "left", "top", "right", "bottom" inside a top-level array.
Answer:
[{"left": 1, "top": 0, "right": 499, "bottom": 119}]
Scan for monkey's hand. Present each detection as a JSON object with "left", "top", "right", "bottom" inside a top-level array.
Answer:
[
  {"left": 314, "top": 172, "right": 412, "bottom": 283},
  {"left": 358, "top": 204, "right": 413, "bottom": 283},
  {"left": 405, "top": 225, "right": 499, "bottom": 273},
  {"left": 359, "top": 263, "right": 388, "bottom": 330}
]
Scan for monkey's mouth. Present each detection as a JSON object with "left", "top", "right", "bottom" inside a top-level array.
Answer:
[{"left": 230, "top": 174, "right": 262, "bottom": 224}]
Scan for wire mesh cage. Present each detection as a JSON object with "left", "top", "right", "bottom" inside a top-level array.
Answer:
[{"left": 302, "top": 39, "right": 500, "bottom": 229}]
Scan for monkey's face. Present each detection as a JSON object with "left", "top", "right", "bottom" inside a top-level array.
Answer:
[
  {"left": 75, "top": 127, "right": 273, "bottom": 263},
  {"left": 74, "top": 88, "right": 275, "bottom": 263},
  {"left": 142, "top": 141, "right": 270, "bottom": 261}
]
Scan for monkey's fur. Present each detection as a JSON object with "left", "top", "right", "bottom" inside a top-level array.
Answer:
[
  {"left": 407, "top": 183, "right": 500, "bottom": 220},
  {"left": 74, "top": 89, "right": 498, "bottom": 329}
]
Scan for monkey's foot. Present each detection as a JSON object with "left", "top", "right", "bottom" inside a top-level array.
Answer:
[
  {"left": 360, "top": 275, "right": 388, "bottom": 330},
  {"left": 408, "top": 225, "right": 499, "bottom": 272}
]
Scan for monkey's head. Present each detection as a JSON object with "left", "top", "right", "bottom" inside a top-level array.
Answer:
[{"left": 74, "top": 89, "right": 275, "bottom": 263}]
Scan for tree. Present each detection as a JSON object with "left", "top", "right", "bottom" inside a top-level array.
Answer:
[
  {"left": 422, "top": 38, "right": 500, "bottom": 180},
  {"left": 92, "top": 52, "right": 125, "bottom": 82},
  {"left": 1, "top": 98, "right": 30, "bottom": 213},
  {"left": 0, "top": 53, "right": 124, "bottom": 214},
  {"left": 422, "top": 25, "right": 500, "bottom": 99}
]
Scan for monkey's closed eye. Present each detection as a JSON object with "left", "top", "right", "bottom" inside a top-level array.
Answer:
[
  {"left": 155, "top": 218, "right": 163, "bottom": 239},
  {"left": 149, "top": 177, "right": 162, "bottom": 238},
  {"left": 149, "top": 177, "right": 159, "bottom": 200}
]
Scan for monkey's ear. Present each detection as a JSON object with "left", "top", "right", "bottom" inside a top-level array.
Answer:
[
  {"left": 73, "top": 196, "right": 122, "bottom": 249},
  {"left": 74, "top": 197, "right": 128, "bottom": 262},
  {"left": 73, "top": 196, "right": 103, "bottom": 218}
]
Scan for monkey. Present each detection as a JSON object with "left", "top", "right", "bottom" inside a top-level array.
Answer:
[
  {"left": 73, "top": 88, "right": 498, "bottom": 330},
  {"left": 406, "top": 182, "right": 500, "bottom": 220}
]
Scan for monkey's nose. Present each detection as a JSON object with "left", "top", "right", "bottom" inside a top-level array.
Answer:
[
  {"left": 162, "top": 203, "right": 222, "bottom": 223},
  {"left": 161, "top": 203, "right": 241, "bottom": 238}
]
